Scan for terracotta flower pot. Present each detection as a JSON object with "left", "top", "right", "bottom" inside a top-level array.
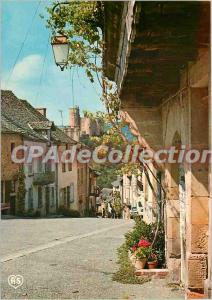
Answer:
[
  {"left": 129, "top": 252, "right": 136, "bottom": 265},
  {"left": 147, "top": 261, "right": 158, "bottom": 269},
  {"left": 135, "top": 258, "right": 147, "bottom": 270}
]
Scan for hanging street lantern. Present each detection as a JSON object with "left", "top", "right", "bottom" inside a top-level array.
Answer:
[{"left": 51, "top": 35, "right": 70, "bottom": 71}]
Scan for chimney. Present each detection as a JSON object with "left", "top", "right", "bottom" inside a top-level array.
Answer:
[{"left": 36, "top": 108, "right": 46, "bottom": 117}]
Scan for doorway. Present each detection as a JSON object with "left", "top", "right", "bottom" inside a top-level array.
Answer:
[
  {"left": 179, "top": 165, "right": 186, "bottom": 284},
  {"left": 10, "top": 195, "right": 16, "bottom": 215},
  {"left": 45, "top": 187, "right": 50, "bottom": 215}
]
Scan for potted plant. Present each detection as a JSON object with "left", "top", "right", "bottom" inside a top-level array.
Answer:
[
  {"left": 147, "top": 253, "right": 158, "bottom": 269},
  {"left": 129, "top": 244, "right": 137, "bottom": 265},
  {"left": 134, "top": 247, "right": 149, "bottom": 269},
  {"left": 129, "top": 239, "right": 152, "bottom": 269}
]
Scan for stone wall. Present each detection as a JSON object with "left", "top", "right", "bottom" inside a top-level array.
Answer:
[
  {"left": 121, "top": 48, "right": 210, "bottom": 292},
  {"left": 161, "top": 49, "right": 210, "bottom": 291},
  {"left": 1, "top": 133, "right": 22, "bottom": 181}
]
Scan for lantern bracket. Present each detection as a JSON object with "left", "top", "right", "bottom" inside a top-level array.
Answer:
[{"left": 52, "top": 1, "right": 70, "bottom": 14}]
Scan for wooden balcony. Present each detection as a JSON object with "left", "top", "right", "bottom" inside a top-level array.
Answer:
[{"left": 33, "top": 171, "right": 55, "bottom": 186}]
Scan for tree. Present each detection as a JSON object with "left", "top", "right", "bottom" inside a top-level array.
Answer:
[
  {"left": 16, "top": 167, "right": 26, "bottom": 216},
  {"left": 96, "top": 165, "right": 118, "bottom": 189},
  {"left": 46, "top": 2, "right": 152, "bottom": 161},
  {"left": 113, "top": 191, "right": 122, "bottom": 218}
]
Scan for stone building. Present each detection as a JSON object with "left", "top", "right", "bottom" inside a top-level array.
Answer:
[
  {"left": 1, "top": 90, "right": 99, "bottom": 217},
  {"left": 112, "top": 174, "right": 145, "bottom": 219},
  {"left": 1, "top": 123, "right": 23, "bottom": 214},
  {"left": 1, "top": 90, "right": 78, "bottom": 216},
  {"left": 103, "top": 1, "right": 211, "bottom": 297},
  {"left": 63, "top": 106, "right": 101, "bottom": 142},
  {"left": 60, "top": 106, "right": 100, "bottom": 213}
]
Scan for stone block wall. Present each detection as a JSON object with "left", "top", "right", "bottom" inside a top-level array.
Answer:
[
  {"left": 162, "top": 49, "right": 210, "bottom": 291},
  {"left": 119, "top": 47, "right": 210, "bottom": 293},
  {"left": 1, "top": 133, "right": 22, "bottom": 181}
]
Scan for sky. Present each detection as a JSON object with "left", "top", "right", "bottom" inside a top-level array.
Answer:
[{"left": 1, "top": 0, "right": 105, "bottom": 126}]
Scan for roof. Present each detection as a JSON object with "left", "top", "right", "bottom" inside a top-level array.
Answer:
[
  {"left": 111, "top": 177, "right": 123, "bottom": 187},
  {"left": 103, "top": 2, "right": 209, "bottom": 106},
  {"left": 100, "top": 188, "right": 113, "bottom": 200},
  {"left": 103, "top": 2, "right": 124, "bottom": 80},
  {"left": 1, "top": 90, "right": 77, "bottom": 145},
  {"left": 28, "top": 121, "right": 55, "bottom": 130},
  {"left": 2, "top": 114, "right": 25, "bottom": 134}
]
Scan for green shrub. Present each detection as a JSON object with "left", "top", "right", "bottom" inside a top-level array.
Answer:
[
  {"left": 23, "top": 210, "right": 41, "bottom": 218},
  {"left": 58, "top": 205, "right": 81, "bottom": 218},
  {"left": 84, "top": 208, "right": 96, "bottom": 217},
  {"left": 112, "top": 243, "right": 151, "bottom": 284},
  {"left": 124, "top": 218, "right": 165, "bottom": 267},
  {"left": 125, "top": 219, "right": 153, "bottom": 249},
  {"left": 16, "top": 167, "right": 26, "bottom": 216}
]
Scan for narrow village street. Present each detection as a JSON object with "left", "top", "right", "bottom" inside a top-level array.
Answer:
[
  {"left": 1, "top": 1, "right": 211, "bottom": 299},
  {"left": 1, "top": 218, "right": 183, "bottom": 299}
]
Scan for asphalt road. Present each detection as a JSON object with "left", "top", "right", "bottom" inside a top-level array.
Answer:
[{"left": 1, "top": 218, "right": 184, "bottom": 299}]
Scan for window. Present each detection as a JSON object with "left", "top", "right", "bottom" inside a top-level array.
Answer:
[
  {"left": 62, "top": 163, "right": 66, "bottom": 173},
  {"left": 70, "top": 183, "right": 74, "bottom": 203},
  {"left": 67, "top": 186, "right": 70, "bottom": 207},
  {"left": 51, "top": 187, "right": 55, "bottom": 207},
  {"left": 11, "top": 143, "right": 15, "bottom": 163},
  {"left": 11, "top": 142, "right": 15, "bottom": 154},
  {"left": 46, "top": 161, "right": 52, "bottom": 172},
  {"left": 65, "top": 151, "right": 72, "bottom": 172},
  {"left": 38, "top": 186, "right": 42, "bottom": 208},
  {"left": 80, "top": 168, "right": 83, "bottom": 184},
  {"left": 68, "top": 163, "right": 72, "bottom": 172},
  {"left": 11, "top": 181, "right": 16, "bottom": 193},
  {"left": 28, "top": 163, "right": 33, "bottom": 175},
  {"left": 28, "top": 188, "right": 33, "bottom": 210},
  {"left": 64, "top": 188, "right": 67, "bottom": 205}
]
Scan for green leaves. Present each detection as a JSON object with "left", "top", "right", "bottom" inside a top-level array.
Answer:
[
  {"left": 16, "top": 167, "right": 26, "bottom": 216},
  {"left": 46, "top": 1, "right": 103, "bottom": 82}
]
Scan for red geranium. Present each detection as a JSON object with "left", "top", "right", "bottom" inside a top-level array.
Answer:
[
  {"left": 131, "top": 244, "right": 138, "bottom": 252},
  {"left": 138, "top": 239, "right": 151, "bottom": 248}
]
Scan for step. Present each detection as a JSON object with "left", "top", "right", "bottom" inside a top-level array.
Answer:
[{"left": 135, "top": 268, "right": 169, "bottom": 279}]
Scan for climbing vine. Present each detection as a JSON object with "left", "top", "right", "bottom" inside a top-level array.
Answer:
[
  {"left": 46, "top": 1, "right": 163, "bottom": 174},
  {"left": 47, "top": 1, "right": 103, "bottom": 82},
  {"left": 46, "top": 2, "right": 122, "bottom": 116},
  {"left": 16, "top": 166, "right": 26, "bottom": 216},
  {"left": 46, "top": 2, "right": 166, "bottom": 244}
]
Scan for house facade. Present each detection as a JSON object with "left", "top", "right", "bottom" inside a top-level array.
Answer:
[
  {"left": 103, "top": 1, "right": 211, "bottom": 297},
  {"left": 1, "top": 130, "right": 22, "bottom": 214},
  {"left": 112, "top": 174, "right": 146, "bottom": 220},
  {"left": 1, "top": 90, "right": 98, "bottom": 217},
  {"left": 1, "top": 90, "right": 79, "bottom": 216}
]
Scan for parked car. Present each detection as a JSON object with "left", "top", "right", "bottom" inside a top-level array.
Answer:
[
  {"left": 137, "top": 201, "right": 144, "bottom": 217},
  {"left": 130, "top": 206, "right": 138, "bottom": 218},
  {"left": 130, "top": 201, "right": 144, "bottom": 218}
]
